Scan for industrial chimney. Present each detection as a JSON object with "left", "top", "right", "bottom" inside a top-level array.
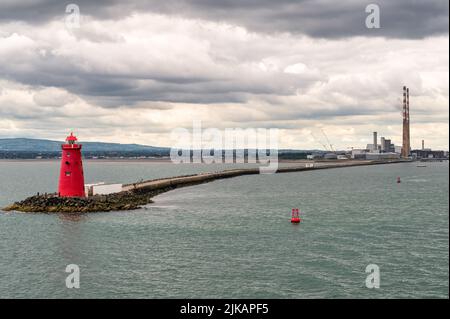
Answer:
[
  {"left": 401, "top": 86, "right": 411, "bottom": 158},
  {"left": 373, "top": 131, "right": 378, "bottom": 152},
  {"left": 422, "top": 139, "right": 425, "bottom": 151}
]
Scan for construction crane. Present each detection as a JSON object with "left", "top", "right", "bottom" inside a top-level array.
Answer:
[
  {"left": 320, "top": 128, "right": 336, "bottom": 153},
  {"left": 310, "top": 131, "right": 330, "bottom": 151}
]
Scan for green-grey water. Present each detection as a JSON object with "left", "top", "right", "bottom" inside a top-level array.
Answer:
[{"left": 0, "top": 160, "right": 448, "bottom": 298}]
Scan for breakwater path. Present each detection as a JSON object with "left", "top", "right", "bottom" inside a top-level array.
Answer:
[{"left": 3, "top": 160, "right": 405, "bottom": 213}]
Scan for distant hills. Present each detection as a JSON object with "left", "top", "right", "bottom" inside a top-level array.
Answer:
[
  {"left": 0, "top": 138, "right": 323, "bottom": 159},
  {"left": 0, "top": 138, "right": 170, "bottom": 159}
]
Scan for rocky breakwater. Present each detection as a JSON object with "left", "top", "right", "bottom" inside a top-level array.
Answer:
[
  {"left": 2, "top": 191, "right": 156, "bottom": 213},
  {"left": 2, "top": 160, "right": 405, "bottom": 213},
  {"left": 1, "top": 171, "right": 247, "bottom": 213}
]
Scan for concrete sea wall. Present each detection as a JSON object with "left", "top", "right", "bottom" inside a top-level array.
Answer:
[{"left": 3, "top": 160, "right": 405, "bottom": 213}]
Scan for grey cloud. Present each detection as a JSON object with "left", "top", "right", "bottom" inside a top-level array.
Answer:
[
  {"left": 3, "top": 70, "right": 317, "bottom": 106},
  {"left": 0, "top": 0, "right": 447, "bottom": 39},
  {"left": 0, "top": 48, "right": 320, "bottom": 106},
  {"left": 0, "top": 1, "right": 448, "bottom": 150}
]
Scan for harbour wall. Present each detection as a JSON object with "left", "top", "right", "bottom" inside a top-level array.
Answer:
[{"left": 3, "top": 159, "right": 407, "bottom": 213}]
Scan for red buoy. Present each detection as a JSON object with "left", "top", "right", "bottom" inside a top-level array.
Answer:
[
  {"left": 291, "top": 208, "right": 301, "bottom": 223},
  {"left": 397, "top": 176, "right": 401, "bottom": 183},
  {"left": 58, "top": 132, "right": 86, "bottom": 197}
]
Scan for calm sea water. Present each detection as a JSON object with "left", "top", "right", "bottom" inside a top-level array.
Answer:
[{"left": 0, "top": 160, "right": 448, "bottom": 298}]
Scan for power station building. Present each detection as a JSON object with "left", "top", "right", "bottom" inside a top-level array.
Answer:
[
  {"left": 411, "top": 140, "right": 447, "bottom": 159},
  {"left": 352, "top": 131, "right": 400, "bottom": 160},
  {"left": 353, "top": 86, "right": 413, "bottom": 160},
  {"left": 380, "top": 137, "right": 395, "bottom": 153}
]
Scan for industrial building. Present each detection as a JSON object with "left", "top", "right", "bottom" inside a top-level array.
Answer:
[
  {"left": 306, "top": 153, "right": 324, "bottom": 160},
  {"left": 323, "top": 153, "right": 338, "bottom": 160},
  {"left": 411, "top": 149, "right": 446, "bottom": 159},
  {"left": 365, "top": 153, "right": 401, "bottom": 160},
  {"left": 314, "top": 86, "right": 446, "bottom": 162},
  {"left": 366, "top": 132, "right": 397, "bottom": 154},
  {"left": 380, "top": 137, "right": 396, "bottom": 153},
  {"left": 411, "top": 141, "right": 448, "bottom": 159},
  {"left": 351, "top": 86, "right": 416, "bottom": 160},
  {"left": 308, "top": 87, "right": 447, "bottom": 162},
  {"left": 354, "top": 131, "right": 400, "bottom": 160},
  {"left": 307, "top": 152, "right": 349, "bottom": 160}
]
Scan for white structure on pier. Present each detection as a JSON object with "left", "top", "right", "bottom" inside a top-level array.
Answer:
[{"left": 85, "top": 182, "right": 123, "bottom": 196}]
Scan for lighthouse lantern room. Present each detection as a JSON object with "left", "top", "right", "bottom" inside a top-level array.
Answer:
[{"left": 58, "top": 132, "right": 86, "bottom": 197}]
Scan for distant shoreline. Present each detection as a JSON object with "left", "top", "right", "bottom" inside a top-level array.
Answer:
[
  {"left": 0, "top": 158, "right": 173, "bottom": 163},
  {"left": 0, "top": 158, "right": 328, "bottom": 164}
]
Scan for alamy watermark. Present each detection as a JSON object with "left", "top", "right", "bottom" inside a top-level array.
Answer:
[
  {"left": 65, "top": 264, "right": 80, "bottom": 289},
  {"left": 65, "top": 4, "right": 81, "bottom": 29},
  {"left": 365, "top": 4, "right": 381, "bottom": 29},
  {"left": 170, "top": 121, "right": 279, "bottom": 174},
  {"left": 365, "top": 264, "right": 380, "bottom": 289}
]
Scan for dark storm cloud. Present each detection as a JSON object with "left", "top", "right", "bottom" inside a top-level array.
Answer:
[{"left": 0, "top": 0, "right": 447, "bottom": 39}]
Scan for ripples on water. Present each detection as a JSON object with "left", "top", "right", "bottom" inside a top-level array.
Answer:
[{"left": 0, "top": 161, "right": 448, "bottom": 298}]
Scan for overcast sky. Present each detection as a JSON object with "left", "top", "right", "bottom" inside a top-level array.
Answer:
[{"left": 0, "top": 0, "right": 448, "bottom": 150}]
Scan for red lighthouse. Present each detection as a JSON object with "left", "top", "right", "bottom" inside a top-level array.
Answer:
[{"left": 58, "top": 132, "right": 85, "bottom": 197}]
